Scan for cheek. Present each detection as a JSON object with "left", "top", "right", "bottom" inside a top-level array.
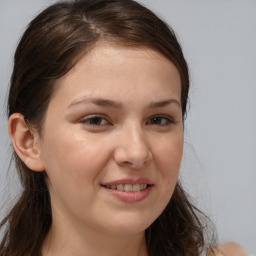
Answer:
[
  {"left": 156, "top": 132, "right": 183, "bottom": 172},
  {"left": 152, "top": 131, "right": 183, "bottom": 195},
  {"left": 41, "top": 126, "right": 116, "bottom": 200},
  {"left": 145, "top": 132, "right": 183, "bottom": 222},
  {"left": 42, "top": 125, "right": 107, "bottom": 170},
  {"left": 41, "top": 130, "right": 111, "bottom": 212}
]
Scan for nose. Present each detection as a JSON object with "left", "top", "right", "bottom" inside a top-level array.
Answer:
[{"left": 113, "top": 124, "right": 153, "bottom": 169}]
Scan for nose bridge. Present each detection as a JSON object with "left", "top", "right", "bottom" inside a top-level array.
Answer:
[
  {"left": 114, "top": 121, "right": 152, "bottom": 168},
  {"left": 125, "top": 121, "right": 147, "bottom": 152}
]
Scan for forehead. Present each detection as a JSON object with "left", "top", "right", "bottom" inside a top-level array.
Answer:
[
  {"left": 51, "top": 43, "right": 181, "bottom": 106},
  {"left": 66, "top": 43, "right": 177, "bottom": 75}
]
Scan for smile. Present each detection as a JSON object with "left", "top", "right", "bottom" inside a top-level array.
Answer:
[
  {"left": 101, "top": 178, "right": 153, "bottom": 202},
  {"left": 104, "top": 184, "right": 148, "bottom": 192}
]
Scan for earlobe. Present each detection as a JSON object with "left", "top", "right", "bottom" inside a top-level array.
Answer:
[{"left": 8, "top": 113, "right": 45, "bottom": 172}]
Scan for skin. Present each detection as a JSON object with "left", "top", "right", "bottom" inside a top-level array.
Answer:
[
  {"left": 9, "top": 44, "right": 183, "bottom": 256},
  {"left": 215, "top": 242, "right": 247, "bottom": 256}
]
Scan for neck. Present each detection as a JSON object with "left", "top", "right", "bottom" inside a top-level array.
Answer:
[{"left": 42, "top": 214, "right": 148, "bottom": 256}]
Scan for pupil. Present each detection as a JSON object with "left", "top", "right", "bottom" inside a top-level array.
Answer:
[
  {"left": 152, "top": 117, "right": 161, "bottom": 124},
  {"left": 90, "top": 117, "right": 101, "bottom": 125}
]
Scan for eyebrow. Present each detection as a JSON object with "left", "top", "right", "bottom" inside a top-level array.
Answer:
[
  {"left": 148, "top": 99, "right": 180, "bottom": 108},
  {"left": 68, "top": 97, "right": 180, "bottom": 109},
  {"left": 68, "top": 98, "right": 122, "bottom": 109}
]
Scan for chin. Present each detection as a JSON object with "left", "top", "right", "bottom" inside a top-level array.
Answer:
[{"left": 102, "top": 212, "right": 156, "bottom": 236}]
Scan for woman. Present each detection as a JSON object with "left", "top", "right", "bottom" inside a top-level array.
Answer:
[{"left": 0, "top": 0, "right": 216, "bottom": 255}]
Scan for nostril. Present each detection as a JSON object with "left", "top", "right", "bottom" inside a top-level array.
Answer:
[
  {"left": 122, "top": 161, "right": 133, "bottom": 166},
  {"left": 113, "top": 142, "right": 153, "bottom": 169},
  {"left": 123, "top": 159, "right": 151, "bottom": 169}
]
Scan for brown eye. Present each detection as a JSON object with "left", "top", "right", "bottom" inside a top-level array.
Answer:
[
  {"left": 147, "top": 116, "right": 174, "bottom": 126},
  {"left": 80, "top": 115, "right": 109, "bottom": 126}
]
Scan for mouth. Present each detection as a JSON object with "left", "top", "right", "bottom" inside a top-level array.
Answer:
[
  {"left": 102, "top": 184, "right": 151, "bottom": 192},
  {"left": 101, "top": 179, "right": 153, "bottom": 203}
]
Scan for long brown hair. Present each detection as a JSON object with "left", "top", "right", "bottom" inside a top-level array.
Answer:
[{"left": 0, "top": 0, "right": 215, "bottom": 255}]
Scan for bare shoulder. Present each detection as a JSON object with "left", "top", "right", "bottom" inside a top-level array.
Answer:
[{"left": 213, "top": 242, "right": 247, "bottom": 256}]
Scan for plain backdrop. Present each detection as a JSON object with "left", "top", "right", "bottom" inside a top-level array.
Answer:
[{"left": 0, "top": 0, "right": 255, "bottom": 253}]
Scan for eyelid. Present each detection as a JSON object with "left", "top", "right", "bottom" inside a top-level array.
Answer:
[
  {"left": 80, "top": 114, "right": 111, "bottom": 126},
  {"left": 146, "top": 115, "right": 175, "bottom": 125},
  {"left": 79, "top": 114, "right": 175, "bottom": 128}
]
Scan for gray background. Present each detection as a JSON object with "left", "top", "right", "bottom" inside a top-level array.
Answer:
[{"left": 0, "top": 0, "right": 255, "bottom": 253}]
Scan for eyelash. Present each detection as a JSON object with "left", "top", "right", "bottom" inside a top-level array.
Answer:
[
  {"left": 146, "top": 116, "right": 175, "bottom": 126},
  {"left": 79, "top": 115, "right": 175, "bottom": 127},
  {"left": 80, "top": 115, "right": 110, "bottom": 126}
]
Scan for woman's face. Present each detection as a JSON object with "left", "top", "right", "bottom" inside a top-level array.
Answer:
[{"left": 39, "top": 44, "right": 183, "bottom": 236}]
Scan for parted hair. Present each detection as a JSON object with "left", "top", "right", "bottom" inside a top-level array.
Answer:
[{"left": 0, "top": 0, "right": 215, "bottom": 255}]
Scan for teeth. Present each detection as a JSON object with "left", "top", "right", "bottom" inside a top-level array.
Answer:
[
  {"left": 132, "top": 184, "right": 140, "bottom": 192},
  {"left": 140, "top": 184, "right": 147, "bottom": 190},
  {"left": 106, "top": 184, "right": 148, "bottom": 192},
  {"left": 117, "top": 184, "right": 124, "bottom": 191},
  {"left": 124, "top": 184, "right": 133, "bottom": 192}
]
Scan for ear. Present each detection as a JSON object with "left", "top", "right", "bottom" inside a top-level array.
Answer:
[{"left": 8, "top": 113, "right": 45, "bottom": 172}]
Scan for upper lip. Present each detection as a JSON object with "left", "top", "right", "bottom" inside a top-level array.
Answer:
[{"left": 101, "top": 178, "right": 153, "bottom": 186}]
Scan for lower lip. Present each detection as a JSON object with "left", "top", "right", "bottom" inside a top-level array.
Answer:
[{"left": 103, "top": 186, "right": 152, "bottom": 203}]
